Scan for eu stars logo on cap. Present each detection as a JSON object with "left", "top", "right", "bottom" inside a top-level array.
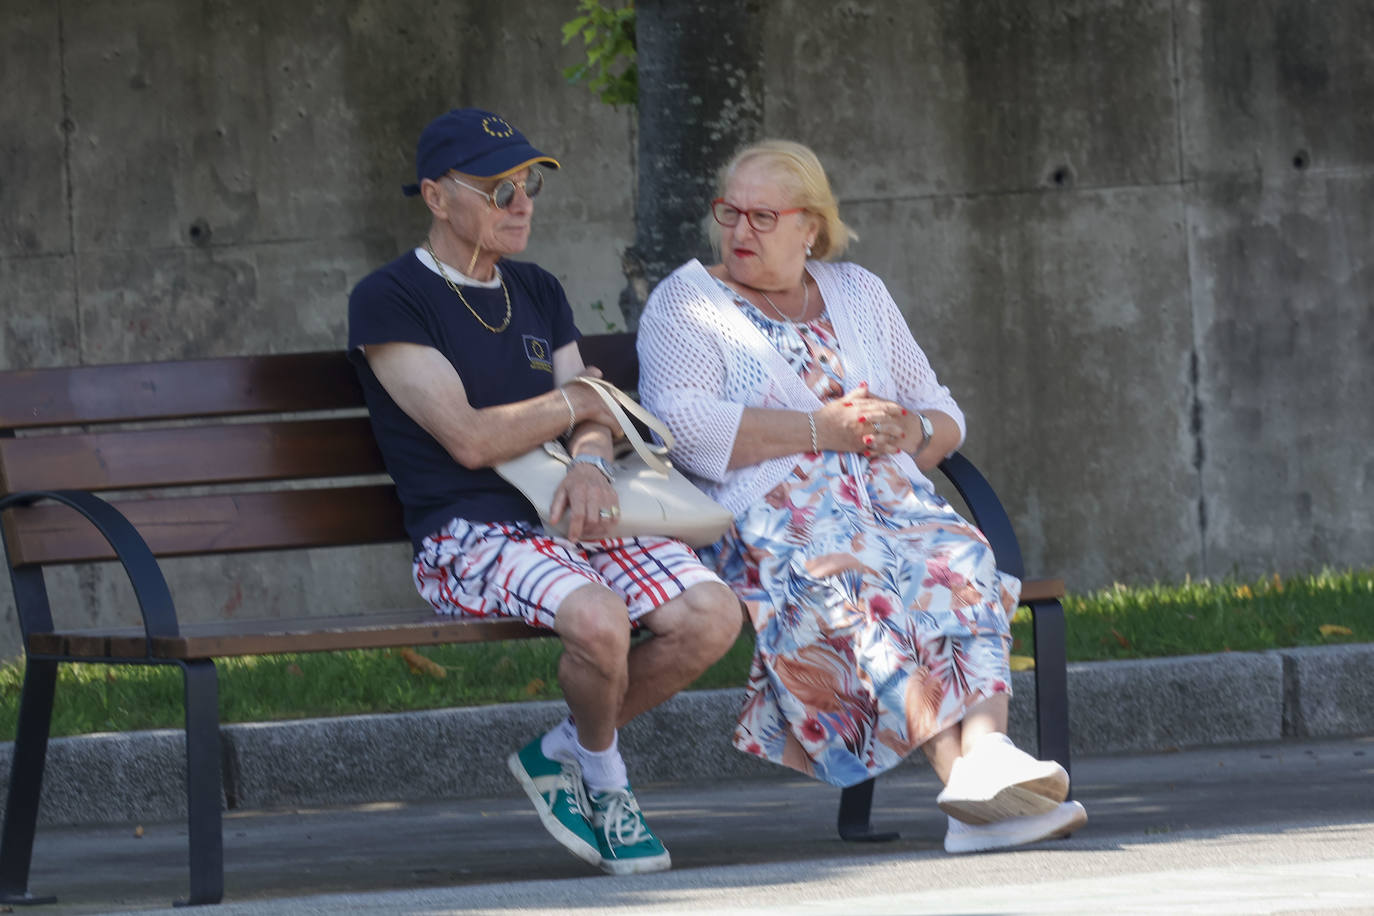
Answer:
[{"left": 402, "top": 108, "right": 560, "bottom": 196}]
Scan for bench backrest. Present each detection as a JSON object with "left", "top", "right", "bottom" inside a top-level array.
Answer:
[{"left": 0, "top": 333, "right": 639, "bottom": 568}]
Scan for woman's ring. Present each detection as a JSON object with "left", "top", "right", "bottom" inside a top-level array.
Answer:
[
  {"left": 874, "top": 422, "right": 883, "bottom": 434},
  {"left": 599, "top": 506, "right": 620, "bottom": 520}
]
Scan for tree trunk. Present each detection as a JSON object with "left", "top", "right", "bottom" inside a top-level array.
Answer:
[{"left": 621, "top": 0, "right": 764, "bottom": 328}]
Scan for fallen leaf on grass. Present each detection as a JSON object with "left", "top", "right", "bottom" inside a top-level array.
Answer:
[
  {"left": 523, "top": 677, "right": 547, "bottom": 697},
  {"left": 1319, "top": 624, "right": 1354, "bottom": 637},
  {"left": 1111, "top": 628, "right": 1131, "bottom": 649},
  {"left": 1233, "top": 584, "right": 1254, "bottom": 599},
  {"left": 1008, "top": 654, "right": 1035, "bottom": 672},
  {"left": 399, "top": 648, "right": 447, "bottom": 680},
  {"left": 286, "top": 663, "right": 304, "bottom": 677}
]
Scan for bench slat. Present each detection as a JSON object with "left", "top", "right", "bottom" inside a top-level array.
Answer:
[
  {"left": 29, "top": 583, "right": 1065, "bottom": 660},
  {"left": 1020, "top": 578, "right": 1065, "bottom": 603},
  {"left": 2, "top": 485, "right": 406, "bottom": 565},
  {"left": 575, "top": 332, "right": 638, "bottom": 390},
  {"left": 0, "top": 351, "right": 361, "bottom": 431},
  {"left": 28, "top": 612, "right": 550, "bottom": 660},
  {"left": 0, "top": 417, "right": 385, "bottom": 492}
]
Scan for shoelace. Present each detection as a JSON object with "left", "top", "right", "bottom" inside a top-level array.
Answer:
[
  {"left": 594, "top": 789, "right": 650, "bottom": 847},
  {"left": 545, "top": 761, "right": 594, "bottom": 819}
]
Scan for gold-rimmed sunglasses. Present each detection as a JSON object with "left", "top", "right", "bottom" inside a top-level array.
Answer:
[{"left": 449, "top": 167, "right": 545, "bottom": 209}]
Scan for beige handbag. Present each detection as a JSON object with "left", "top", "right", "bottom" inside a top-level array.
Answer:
[{"left": 495, "top": 377, "right": 733, "bottom": 547}]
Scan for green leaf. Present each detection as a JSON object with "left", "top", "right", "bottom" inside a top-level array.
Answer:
[{"left": 561, "top": 16, "right": 589, "bottom": 41}]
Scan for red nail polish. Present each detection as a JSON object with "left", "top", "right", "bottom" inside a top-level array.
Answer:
[
  {"left": 857, "top": 415, "right": 866, "bottom": 423},
  {"left": 864, "top": 450, "right": 872, "bottom": 457},
  {"left": 863, "top": 436, "right": 874, "bottom": 445},
  {"left": 843, "top": 402, "right": 853, "bottom": 407},
  {"left": 901, "top": 409, "right": 907, "bottom": 415}
]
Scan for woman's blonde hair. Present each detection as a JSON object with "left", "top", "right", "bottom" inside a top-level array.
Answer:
[{"left": 712, "top": 139, "right": 857, "bottom": 261}]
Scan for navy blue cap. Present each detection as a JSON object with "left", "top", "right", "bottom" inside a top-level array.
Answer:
[{"left": 401, "top": 108, "right": 560, "bottom": 196}]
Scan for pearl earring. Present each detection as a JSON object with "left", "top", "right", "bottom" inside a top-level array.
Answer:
[{"left": 806, "top": 243, "right": 813, "bottom": 257}]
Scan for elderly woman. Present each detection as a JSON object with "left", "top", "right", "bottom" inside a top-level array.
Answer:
[{"left": 637, "top": 140, "right": 1086, "bottom": 853}]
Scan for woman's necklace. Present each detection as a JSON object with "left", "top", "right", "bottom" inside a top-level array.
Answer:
[
  {"left": 424, "top": 239, "right": 511, "bottom": 334},
  {"left": 756, "top": 280, "right": 810, "bottom": 324}
]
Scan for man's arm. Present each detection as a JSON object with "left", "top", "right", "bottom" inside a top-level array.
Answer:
[
  {"left": 363, "top": 341, "right": 613, "bottom": 468},
  {"left": 551, "top": 344, "right": 616, "bottom": 461},
  {"left": 364, "top": 340, "right": 621, "bottom": 539}
]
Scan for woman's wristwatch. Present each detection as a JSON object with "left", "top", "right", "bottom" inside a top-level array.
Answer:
[{"left": 571, "top": 454, "right": 616, "bottom": 483}]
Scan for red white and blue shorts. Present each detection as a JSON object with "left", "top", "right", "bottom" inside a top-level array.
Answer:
[{"left": 412, "top": 518, "right": 724, "bottom": 629}]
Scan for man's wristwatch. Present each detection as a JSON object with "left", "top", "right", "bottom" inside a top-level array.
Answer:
[
  {"left": 570, "top": 454, "right": 615, "bottom": 483},
  {"left": 916, "top": 413, "right": 933, "bottom": 453}
]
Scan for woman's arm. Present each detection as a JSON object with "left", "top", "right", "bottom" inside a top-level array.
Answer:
[
  {"left": 864, "top": 270, "right": 967, "bottom": 471},
  {"left": 725, "top": 385, "right": 912, "bottom": 469}
]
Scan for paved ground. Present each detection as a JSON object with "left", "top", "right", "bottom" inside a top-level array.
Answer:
[{"left": 23, "top": 735, "right": 1374, "bottom": 915}]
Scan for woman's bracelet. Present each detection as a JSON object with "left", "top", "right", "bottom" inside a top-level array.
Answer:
[
  {"left": 807, "top": 412, "right": 820, "bottom": 454},
  {"left": 559, "top": 388, "right": 577, "bottom": 440}
]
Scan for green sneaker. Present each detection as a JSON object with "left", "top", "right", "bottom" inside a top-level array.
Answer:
[
  {"left": 589, "top": 785, "right": 672, "bottom": 875},
  {"left": 507, "top": 735, "right": 601, "bottom": 868}
]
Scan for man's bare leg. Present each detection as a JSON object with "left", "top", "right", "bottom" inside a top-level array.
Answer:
[
  {"left": 553, "top": 582, "right": 633, "bottom": 751},
  {"left": 617, "top": 581, "right": 743, "bottom": 727}
]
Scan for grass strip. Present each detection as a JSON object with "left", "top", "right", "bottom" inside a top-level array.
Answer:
[{"left": 2, "top": 567, "right": 1368, "bottom": 739}]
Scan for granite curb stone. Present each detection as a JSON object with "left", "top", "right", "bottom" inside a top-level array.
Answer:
[{"left": 2, "top": 644, "right": 1370, "bottom": 827}]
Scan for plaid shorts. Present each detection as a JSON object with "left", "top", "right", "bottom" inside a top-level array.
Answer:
[{"left": 412, "top": 518, "right": 724, "bottom": 629}]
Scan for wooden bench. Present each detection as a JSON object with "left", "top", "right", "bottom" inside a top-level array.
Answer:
[{"left": 0, "top": 334, "right": 1070, "bottom": 906}]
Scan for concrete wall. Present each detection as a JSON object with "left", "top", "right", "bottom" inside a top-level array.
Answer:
[{"left": 2, "top": 0, "right": 1371, "bottom": 656}]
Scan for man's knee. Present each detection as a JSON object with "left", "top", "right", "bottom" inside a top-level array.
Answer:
[
  {"left": 675, "top": 581, "right": 746, "bottom": 655},
  {"left": 555, "top": 584, "right": 632, "bottom": 673}
]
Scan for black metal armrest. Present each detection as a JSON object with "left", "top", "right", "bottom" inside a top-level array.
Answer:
[
  {"left": 936, "top": 451, "right": 1026, "bottom": 580},
  {"left": 0, "top": 489, "right": 179, "bottom": 657}
]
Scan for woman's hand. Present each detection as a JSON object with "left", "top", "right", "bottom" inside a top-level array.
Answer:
[{"left": 814, "top": 382, "right": 911, "bottom": 457}]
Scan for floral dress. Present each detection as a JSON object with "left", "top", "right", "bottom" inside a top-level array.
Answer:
[{"left": 710, "top": 286, "right": 1021, "bottom": 788}]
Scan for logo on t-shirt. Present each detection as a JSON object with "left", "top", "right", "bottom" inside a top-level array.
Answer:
[{"left": 523, "top": 335, "right": 553, "bottom": 373}]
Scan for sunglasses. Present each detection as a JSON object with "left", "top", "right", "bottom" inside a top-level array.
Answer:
[
  {"left": 449, "top": 167, "right": 544, "bottom": 209},
  {"left": 711, "top": 198, "right": 806, "bottom": 233}
]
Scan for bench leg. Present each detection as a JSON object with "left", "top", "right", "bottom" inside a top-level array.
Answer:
[
  {"left": 836, "top": 777, "right": 900, "bottom": 842},
  {"left": 0, "top": 658, "right": 58, "bottom": 905},
  {"left": 179, "top": 659, "right": 223, "bottom": 906},
  {"left": 1028, "top": 599, "right": 1072, "bottom": 780}
]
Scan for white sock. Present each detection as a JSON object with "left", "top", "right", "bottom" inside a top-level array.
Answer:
[
  {"left": 577, "top": 731, "right": 628, "bottom": 792},
  {"left": 540, "top": 717, "right": 579, "bottom": 763}
]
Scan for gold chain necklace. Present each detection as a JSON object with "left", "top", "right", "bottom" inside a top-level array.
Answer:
[
  {"left": 424, "top": 239, "right": 512, "bottom": 334},
  {"left": 756, "top": 280, "right": 810, "bottom": 324}
]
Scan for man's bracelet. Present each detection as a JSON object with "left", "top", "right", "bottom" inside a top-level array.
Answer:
[
  {"left": 559, "top": 388, "right": 577, "bottom": 440},
  {"left": 807, "top": 412, "right": 820, "bottom": 454}
]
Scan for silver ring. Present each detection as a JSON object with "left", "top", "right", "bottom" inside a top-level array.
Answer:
[
  {"left": 599, "top": 508, "right": 613, "bottom": 520},
  {"left": 873, "top": 422, "right": 883, "bottom": 434}
]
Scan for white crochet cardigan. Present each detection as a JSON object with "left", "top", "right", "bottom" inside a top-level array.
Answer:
[{"left": 637, "top": 258, "right": 966, "bottom": 517}]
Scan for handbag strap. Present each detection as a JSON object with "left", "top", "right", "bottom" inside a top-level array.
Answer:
[
  {"left": 565, "top": 376, "right": 674, "bottom": 475},
  {"left": 567, "top": 376, "right": 676, "bottom": 449}
]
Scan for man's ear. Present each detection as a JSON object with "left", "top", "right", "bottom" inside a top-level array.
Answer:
[{"left": 421, "top": 178, "right": 449, "bottom": 219}]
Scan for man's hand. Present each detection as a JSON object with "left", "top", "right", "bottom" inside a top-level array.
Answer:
[{"left": 549, "top": 462, "right": 620, "bottom": 541}]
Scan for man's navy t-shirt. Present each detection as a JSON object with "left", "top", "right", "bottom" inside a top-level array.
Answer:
[{"left": 347, "top": 250, "right": 580, "bottom": 551}]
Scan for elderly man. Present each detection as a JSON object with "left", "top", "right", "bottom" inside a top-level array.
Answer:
[{"left": 347, "top": 108, "right": 741, "bottom": 875}]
